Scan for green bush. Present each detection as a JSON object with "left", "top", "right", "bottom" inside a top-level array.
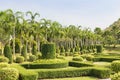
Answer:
[
  {"left": 92, "top": 67, "right": 111, "bottom": 79},
  {"left": 29, "top": 55, "right": 37, "bottom": 62},
  {"left": 56, "top": 56, "right": 65, "bottom": 60},
  {"left": 4, "top": 44, "right": 13, "bottom": 63},
  {"left": 32, "top": 42, "right": 37, "bottom": 56},
  {"left": 0, "top": 49, "right": 2, "bottom": 55},
  {"left": 69, "top": 61, "right": 93, "bottom": 67},
  {"left": 96, "top": 44, "right": 103, "bottom": 53},
  {"left": 60, "top": 46, "right": 65, "bottom": 53},
  {"left": 0, "top": 63, "right": 9, "bottom": 69},
  {"left": 72, "top": 57, "right": 84, "bottom": 61},
  {"left": 19, "top": 70, "right": 38, "bottom": 80},
  {"left": 36, "top": 67, "right": 111, "bottom": 79},
  {"left": 111, "top": 72, "right": 120, "bottom": 80},
  {"left": 0, "top": 56, "right": 9, "bottom": 63},
  {"left": 41, "top": 43, "right": 56, "bottom": 59},
  {"left": 111, "top": 60, "right": 120, "bottom": 72},
  {"left": 81, "top": 54, "right": 94, "bottom": 61},
  {"left": 0, "top": 68, "right": 19, "bottom": 80},
  {"left": 75, "top": 46, "right": 80, "bottom": 52},
  {"left": 73, "top": 53, "right": 79, "bottom": 57},
  {"left": 22, "top": 59, "right": 68, "bottom": 69},
  {"left": 15, "top": 38, "right": 21, "bottom": 53},
  {"left": 36, "top": 52, "right": 42, "bottom": 59},
  {"left": 16, "top": 56, "right": 24, "bottom": 63},
  {"left": 21, "top": 45, "right": 27, "bottom": 61},
  {"left": 70, "top": 48, "right": 75, "bottom": 53}
]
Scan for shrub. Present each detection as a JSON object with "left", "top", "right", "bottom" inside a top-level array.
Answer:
[
  {"left": 4, "top": 44, "right": 13, "bottom": 63},
  {"left": 0, "top": 56, "right": 9, "bottom": 63},
  {"left": 69, "top": 61, "right": 93, "bottom": 67},
  {"left": 22, "top": 59, "right": 68, "bottom": 69},
  {"left": 0, "top": 68, "right": 19, "bottom": 80},
  {"left": 15, "top": 38, "right": 21, "bottom": 53},
  {"left": 0, "top": 49, "right": 2, "bottom": 55},
  {"left": 0, "top": 63, "right": 9, "bottom": 69},
  {"left": 111, "top": 72, "right": 120, "bottom": 80},
  {"left": 96, "top": 44, "right": 103, "bottom": 53},
  {"left": 70, "top": 48, "right": 75, "bottom": 53},
  {"left": 29, "top": 55, "right": 37, "bottom": 62},
  {"left": 41, "top": 43, "right": 56, "bottom": 59},
  {"left": 72, "top": 57, "right": 84, "bottom": 61},
  {"left": 36, "top": 52, "right": 42, "bottom": 59},
  {"left": 73, "top": 53, "right": 79, "bottom": 57},
  {"left": 75, "top": 46, "right": 80, "bottom": 52},
  {"left": 60, "top": 46, "right": 65, "bottom": 53},
  {"left": 111, "top": 60, "right": 120, "bottom": 72},
  {"left": 21, "top": 45, "right": 27, "bottom": 61},
  {"left": 81, "top": 54, "right": 94, "bottom": 61},
  {"left": 32, "top": 42, "right": 37, "bottom": 56},
  {"left": 16, "top": 56, "right": 24, "bottom": 63},
  {"left": 56, "top": 56, "right": 65, "bottom": 60},
  {"left": 92, "top": 67, "right": 111, "bottom": 79}
]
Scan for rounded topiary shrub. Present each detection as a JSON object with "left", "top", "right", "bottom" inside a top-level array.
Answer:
[
  {"left": 0, "top": 68, "right": 19, "bottom": 80},
  {"left": 111, "top": 60, "right": 120, "bottom": 72},
  {"left": 81, "top": 54, "right": 94, "bottom": 61},
  {"left": 0, "top": 56, "right": 9, "bottom": 63},
  {"left": 72, "top": 57, "right": 84, "bottom": 61},
  {"left": 29, "top": 55, "right": 37, "bottom": 62},
  {"left": 16, "top": 56, "right": 24, "bottom": 63},
  {"left": 0, "top": 63, "right": 9, "bottom": 69},
  {"left": 4, "top": 44, "right": 13, "bottom": 63},
  {"left": 21, "top": 45, "right": 27, "bottom": 61},
  {"left": 41, "top": 43, "right": 56, "bottom": 59},
  {"left": 32, "top": 41, "right": 37, "bottom": 56},
  {"left": 96, "top": 44, "right": 103, "bottom": 53}
]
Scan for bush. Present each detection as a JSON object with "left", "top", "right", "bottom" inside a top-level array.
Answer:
[
  {"left": 92, "top": 67, "right": 111, "bottom": 79},
  {"left": 0, "top": 56, "right": 9, "bottom": 63},
  {"left": 0, "top": 68, "right": 19, "bottom": 80},
  {"left": 41, "top": 43, "right": 56, "bottom": 59},
  {"left": 72, "top": 57, "right": 84, "bottom": 61},
  {"left": 32, "top": 42, "right": 37, "bottom": 56},
  {"left": 16, "top": 56, "right": 24, "bottom": 63},
  {"left": 111, "top": 72, "right": 120, "bottom": 80},
  {"left": 29, "top": 55, "right": 37, "bottom": 62},
  {"left": 69, "top": 61, "right": 93, "bottom": 67},
  {"left": 21, "top": 45, "right": 27, "bottom": 61},
  {"left": 60, "top": 46, "right": 65, "bottom": 53},
  {"left": 22, "top": 59, "right": 68, "bottom": 69},
  {"left": 73, "top": 53, "right": 79, "bottom": 57},
  {"left": 111, "top": 60, "right": 120, "bottom": 72},
  {"left": 4, "top": 44, "right": 13, "bottom": 63},
  {"left": 36, "top": 67, "right": 111, "bottom": 79},
  {"left": 81, "top": 54, "right": 94, "bottom": 61},
  {"left": 36, "top": 52, "right": 42, "bottom": 59},
  {"left": 0, "top": 49, "right": 2, "bottom": 55},
  {"left": 0, "top": 63, "right": 9, "bottom": 69},
  {"left": 19, "top": 70, "right": 38, "bottom": 80},
  {"left": 96, "top": 44, "right": 103, "bottom": 53},
  {"left": 56, "top": 56, "right": 65, "bottom": 60},
  {"left": 15, "top": 38, "right": 21, "bottom": 53},
  {"left": 75, "top": 46, "right": 80, "bottom": 52}
]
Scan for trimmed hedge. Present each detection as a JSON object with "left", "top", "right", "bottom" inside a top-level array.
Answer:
[
  {"left": 41, "top": 43, "right": 56, "bottom": 59},
  {"left": 0, "top": 56, "right": 9, "bottom": 63},
  {"left": 0, "top": 63, "right": 9, "bottom": 69},
  {"left": 29, "top": 55, "right": 37, "bottom": 62},
  {"left": 69, "top": 61, "right": 93, "bottom": 67},
  {"left": 22, "top": 59, "right": 68, "bottom": 69},
  {"left": 72, "top": 57, "right": 84, "bottom": 61},
  {"left": 111, "top": 60, "right": 120, "bottom": 72},
  {"left": 0, "top": 68, "right": 19, "bottom": 80},
  {"left": 35, "top": 67, "right": 111, "bottom": 79},
  {"left": 96, "top": 44, "right": 103, "bottom": 53},
  {"left": 16, "top": 56, "right": 24, "bottom": 63}
]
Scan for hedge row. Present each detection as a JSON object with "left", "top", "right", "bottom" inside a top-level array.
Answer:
[
  {"left": 21, "top": 61, "right": 68, "bottom": 69},
  {"left": 93, "top": 57, "right": 120, "bottom": 62},
  {"left": 35, "top": 67, "right": 111, "bottom": 79},
  {"left": 69, "top": 61, "right": 93, "bottom": 67}
]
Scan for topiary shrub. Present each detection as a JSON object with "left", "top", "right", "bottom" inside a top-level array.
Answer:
[
  {"left": 0, "top": 68, "right": 19, "bottom": 80},
  {"left": 75, "top": 46, "right": 80, "bottom": 52},
  {"left": 72, "top": 57, "right": 84, "bottom": 61},
  {"left": 16, "top": 56, "right": 24, "bottom": 63},
  {"left": 111, "top": 72, "right": 120, "bottom": 80},
  {"left": 21, "top": 45, "right": 27, "bottom": 61},
  {"left": 29, "top": 55, "right": 37, "bottom": 62},
  {"left": 0, "top": 56, "right": 9, "bottom": 63},
  {"left": 0, "top": 63, "right": 9, "bottom": 69},
  {"left": 15, "top": 38, "right": 21, "bottom": 53},
  {"left": 41, "top": 43, "right": 56, "bottom": 59},
  {"left": 81, "top": 54, "right": 94, "bottom": 61},
  {"left": 96, "top": 44, "right": 103, "bottom": 53},
  {"left": 111, "top": 60, "right": 120, "bottom": 72},
  {"left": 36, "top": 52, "right": 42, "bottom": 59},
  {"left": 4, "top": 44, "right": 13, "bottom": 63},
  {"left": 60, "top": 46, "right": 65, "bottom": 53},
  {"left": 32, "top": 41, "right": 37, "bottom": 56}
]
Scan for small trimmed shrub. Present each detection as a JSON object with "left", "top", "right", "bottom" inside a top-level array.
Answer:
[
  {"left": 60, "top": 46, "right": 65, "bottom": 53},
  {"left": 16, "top": 56, "right": 24, "bottom": 63},
  {"left": 32, "top": 42, "right": 37, "bottom": 56},
  {"left": 0, "top": 56, "right": 9, "bottom": 63},
  {"left": 72, "top": 57, "right": 84, "bottom": 61},
  {"left": 92, "top": 67, "right": 111, "bottom": 79},
  {"left": 73, "top": 52, "right": 79, "bottom": 57},
  {"left": 41, "top": 43, "right": 56, "bottom": 59},
  {"left": 111, "top": 60, "right": 120, "bottom": 72},
  {"left": 69, "top": 61, "right": 93, "bottom": 67},
  {"left": 111, "top": 72, "right": 120, "bottom": 80},
  {"left": 15, "top": 38, "right": 21, "bottom": 53},
  {"left": 36, "top": 52, "right": 42, "bottom": 59},
  {"left": 4, "top": 44, "right": 13, "bottom": 63},
  {"left": 22, "top": 59, "right": 68, "bottom": 69},
  {"left": 0, "top": 68, "right": 19, "bottom": 80},
  {"left": 96, "top": 44, "right": 103, "bottom": 53},
  {"left": 0, "top": 63, "right": 9, "bottom": 69},
  {"left": 21, "top": 45, "right": 27, "bottom": 61},
  {"left": 75, "top": 46, "right": 80, "bottom": 52},
  {"left": 81, "top": 54, "right": 94, "bottom": 61},
  {"left": 29, "top": 55, "right": 37, "bottom": 62}
]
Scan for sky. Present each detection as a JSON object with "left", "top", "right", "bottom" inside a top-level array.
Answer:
[{"left": 0, "top": 0, "right": 120, "bottom": 30}]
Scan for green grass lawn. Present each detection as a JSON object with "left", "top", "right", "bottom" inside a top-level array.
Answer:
[{"left": 45, "top": 76, "right": 98, "bottom": 80}]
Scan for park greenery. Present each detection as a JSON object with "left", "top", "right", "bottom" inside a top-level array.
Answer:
[{"left": 0, "top": 9, "right": 120, "bottom": 80}]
